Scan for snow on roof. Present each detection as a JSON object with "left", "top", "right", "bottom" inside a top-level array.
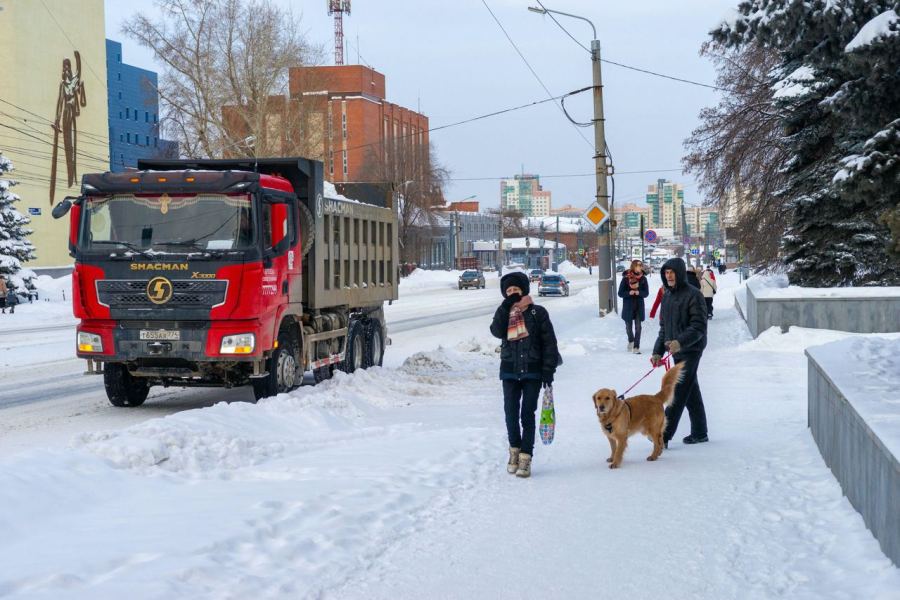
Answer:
[
  {"left": 323, "top": 181, "right": 357, "bottom": 203},
  {"left": 845, "top": 9, "right": 899, "bottom": 52},
  {"left": 473, "top": 237, "right": 566, "bottom": 251},
  {"left": 524, "top": 216, "right": 588, "bottom": 233}
]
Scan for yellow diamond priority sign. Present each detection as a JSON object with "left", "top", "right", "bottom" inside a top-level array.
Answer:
[{"left": 583, "top": 202, "right": 610, "bottom": 229}]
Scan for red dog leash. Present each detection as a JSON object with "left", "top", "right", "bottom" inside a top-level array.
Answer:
[{"left": 616, "top": 352, "right": 672, "bottom": 400}]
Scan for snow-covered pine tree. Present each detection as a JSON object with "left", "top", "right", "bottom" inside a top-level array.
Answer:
[
  {"left": 714, "top": 0, "right": 900, "bottom": 286},
  {"left": 0, "top": 153, "right": 37, "bottom": 291}
]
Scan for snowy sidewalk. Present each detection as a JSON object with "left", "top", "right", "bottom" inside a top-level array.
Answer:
[{"left": 0, "top": 273, "right": 898, "bottom": 599}]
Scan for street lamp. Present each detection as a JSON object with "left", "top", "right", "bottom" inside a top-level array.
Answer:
[{"left": 529, "top": 4, "right": 613, "bottom": 317}]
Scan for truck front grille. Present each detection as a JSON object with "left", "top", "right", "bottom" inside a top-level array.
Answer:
[{"left": 97, "top": 280, "right": 228, "bottom": 309}]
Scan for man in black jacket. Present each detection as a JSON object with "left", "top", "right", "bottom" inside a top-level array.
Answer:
[
  {"left": 651, "top": 257, "right": 709, "bottom": 446},
  {"left": 490, "top": 271, "right": 559, "bottom": 478}
]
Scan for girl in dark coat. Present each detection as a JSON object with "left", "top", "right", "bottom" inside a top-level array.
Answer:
[
  {"left": 617, "top": 260, "right": 649, "bottom": 353},
  {"left": 490, "top": 271, "right": 559, "bottom": 478}
]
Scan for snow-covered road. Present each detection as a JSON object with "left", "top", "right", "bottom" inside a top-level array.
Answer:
[{"left": 1, "top": 269, "right": 897, "bottom": 599}]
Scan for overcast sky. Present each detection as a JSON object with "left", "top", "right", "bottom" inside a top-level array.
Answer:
[{"left": 105, "top": 0, "right": 737, "bottom": 212}]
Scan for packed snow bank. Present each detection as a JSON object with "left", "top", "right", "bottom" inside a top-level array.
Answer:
[
  {"left": 746, "top": 273, "right": 900, "bottom": 298},
  {"left": 398, "top": 268, "right": 465, "bottom": 291},
  {"left": 557, "top": 260, "right": 589, "bottom": 276},
  {"left": 738, "top": 326, "right": 900, "bottom": 354},
  {"left": 807, "top": 336, "right": 900, "bottom": 459},
  {"left": 0, "top": 274, "right": 75, "bottom": 332}
]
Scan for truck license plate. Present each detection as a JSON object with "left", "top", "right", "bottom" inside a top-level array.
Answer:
[{"left": 140, "top": 330, "right": 181, "bottom": 341}]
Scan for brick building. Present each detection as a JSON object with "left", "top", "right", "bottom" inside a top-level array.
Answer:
[{"left": 289, "top": 65, "right": 429, "bottom": 183}]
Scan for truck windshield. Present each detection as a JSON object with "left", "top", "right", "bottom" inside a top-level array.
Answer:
[{"left": 84, "top": 193, "right": 254, "bottom": 252}]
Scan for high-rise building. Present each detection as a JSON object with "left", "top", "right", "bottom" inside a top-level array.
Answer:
[
  {"left": 106, "top": 39, "right": 178, "bottom": 172},
  {"left": 617, "top": 203, "right": 651, "bottom": 231},
  {"left": 645, "top": 179, "right": 685, "bottom": 234},
  {"left": 500, "top": 174, "right": 551, "bottom": 217}
]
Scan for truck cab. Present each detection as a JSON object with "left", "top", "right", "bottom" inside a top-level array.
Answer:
[{"left": 56, "top": 158, "right": 397, "bottom": 406}]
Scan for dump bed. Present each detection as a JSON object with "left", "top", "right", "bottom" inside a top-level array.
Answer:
[{"left": 137, "top": 157, "right": 398, "bottom": 309}]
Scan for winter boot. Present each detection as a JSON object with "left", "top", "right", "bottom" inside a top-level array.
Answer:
[
  {"left": 632, "top": 347, "right": 641, "bottom": 354},
  {"left": 515, "top": 453, "right": 532, "bottom": 478},
  {"left": 506, "top": 447, "right": 520, "bottom": 474},
  {"left": 683, "top": 434, "right": 709, "bottom": 445},
  {"left": 627, "top": 342, "right": 634, "bottom": 352}
]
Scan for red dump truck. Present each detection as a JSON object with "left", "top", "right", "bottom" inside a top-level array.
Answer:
[{"left": 53, "top": 157, "right": 398, "bottom": 406}]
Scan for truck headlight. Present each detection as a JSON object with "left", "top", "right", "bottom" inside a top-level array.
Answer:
[
  {"left": 77, "top": 331, "right": 103, "bottom": 353},
  {"left": 220, "top": 333, "right": 255, "bottom": 354}
]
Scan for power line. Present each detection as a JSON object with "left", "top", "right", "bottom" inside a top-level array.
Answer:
[
  {"left": 480, "top": 0, "right": 594, "bottom": 151},
  {"left": 38, "top": 0, "right": 107, "bottom": 91},
  {"left": 535, "top": 0, "right": 591, "bottom": 53},
  {"left": 0, "top": 97, "right": 112, "bottom": 145}
]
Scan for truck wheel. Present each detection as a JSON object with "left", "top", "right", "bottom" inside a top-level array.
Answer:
[
  {"left": 104, "top": 363, "right": 150, "bottom": 407},
  {"left": 313, "top": 364, "right": 334, "bottom": 383},
  {"left": 341, "top": 321, "right": 365, "bottom": 374},
  {"left": 364, "top": 319, "right": 384, "bottom": 368},
  {"left": 253, "top": 328, "right": 300, "bottom": 400}
]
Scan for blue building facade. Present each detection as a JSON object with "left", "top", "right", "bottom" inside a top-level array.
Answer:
[{"left": 106, "top": 39, "right": 177, "bottom": 171}]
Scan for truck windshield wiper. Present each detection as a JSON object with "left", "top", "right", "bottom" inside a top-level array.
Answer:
[{"left": 90, "top": 240, "right": 155, "bottom": 258}]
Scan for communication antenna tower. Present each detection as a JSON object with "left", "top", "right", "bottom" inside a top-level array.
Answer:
[{"left": 327, "top": 0, "right": 351, "bottom": 65}]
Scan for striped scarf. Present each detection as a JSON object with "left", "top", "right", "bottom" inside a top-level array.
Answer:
[{"left": 507, "top": 296, "right": 533, "bottom": 341}]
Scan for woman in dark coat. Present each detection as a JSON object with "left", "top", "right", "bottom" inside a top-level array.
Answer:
[
  {"left": 618, "top": 259, "right": 649, "bottom": 353},
  {"left": 490, "top": 271, "right": 559, "bottom": 479}
]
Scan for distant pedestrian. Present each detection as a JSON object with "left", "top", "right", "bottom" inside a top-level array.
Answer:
[
  {"left": 718, "top": 262, "right": 726, "bottom": 275},
  {"left": 700, "top": 266, "right": 717, "bottom": 319},
  {"left": 649, "top": 286, "right": 664, "bottom": 319},
  {"left": 5, "top": 283, "right": 18, "bottom": 314},
  {"left": 652, "top": 258, "right": 709, "bottom": 447},
  {"left": 490, "top": 271, "right": 559, "bottom": 479},
  {"left": 618, "top": 259, "right": 649, "bottom": 354},
  {"left": 0, "top": 276, "right": 7, "bottom": 313},
  {"left": 686, "top": 265, "right": 702, "bottom": 289}
]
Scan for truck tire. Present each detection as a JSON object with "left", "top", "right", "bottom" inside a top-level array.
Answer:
[
  {"left": 104, "top": 363, "right": 150, "bottom": 407},
  {"left": 313, "top": 364, "right": 334, "bottom": 383},
  {"left": 297, "top": 200, "right": 315, "bottom": 257},
  {"left": 364, "top": 319, "right": 384, "bottom": 368},
  {"left": 252, "top": 328, "right": 301, "bottom": 401},
  {"left": 341, "top": 321, "right": 365, "bottom": 374}
]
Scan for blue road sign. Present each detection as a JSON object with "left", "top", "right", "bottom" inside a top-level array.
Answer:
[
  {"left": 691, "top": 248, "right": 700, "bottom": 255},
  {"left": 644, "top": 229, "right": 657, "bottom": 243}
]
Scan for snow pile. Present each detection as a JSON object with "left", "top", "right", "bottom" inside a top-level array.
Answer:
[
  {"left": 399, "top": 268, "right": 464, "bottom": 290},
  {"left": 772, "top": 65, "right": 820, "bottom": 99},
  {"left": 323, "top": 180, "right": 355, "bottom": 203},
  {"left": 807, "top": 336, "right": 900, "bottom": 458},
  {"left": 557, "top": 260, "right": 589, "bottom": 276},
  {"left": 737, "top": 326, "right": 900, "bottom": 354},
  {"left": 845, "top": 9, "right": 899, "bottom": 52},
  {"left": 746, "top": 272, "right": 900, "bottom": 298}
]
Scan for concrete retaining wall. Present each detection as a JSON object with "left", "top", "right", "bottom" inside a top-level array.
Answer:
[
  {"left": 745, "top": 285, "right": 900, "bottom": 338},
  {"left": 807, "top": 354, "right": 900, "bottom": 567}
]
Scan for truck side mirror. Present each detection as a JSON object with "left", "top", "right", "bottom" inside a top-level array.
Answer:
[{"left": 52, "top": 196, "right": 79, "bottom": 219}]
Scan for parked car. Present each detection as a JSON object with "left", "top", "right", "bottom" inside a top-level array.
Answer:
[
  {"left": 538, "top": 274, "right": 569, "bottom": 297},
  {"left": 529, "top": 268, "right": 544, "bottom": 282},
  {"left": 458, "top": 270, "right": 486, "bottom": 290}
]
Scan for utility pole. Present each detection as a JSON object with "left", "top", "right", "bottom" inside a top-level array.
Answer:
[{"left": 498, "top": 209, "right": 504, "bottom": 276}]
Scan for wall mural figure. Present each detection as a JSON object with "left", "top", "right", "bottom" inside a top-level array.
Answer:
[{"left": 49, "top": 50, "right": 86, "bottom": 205}]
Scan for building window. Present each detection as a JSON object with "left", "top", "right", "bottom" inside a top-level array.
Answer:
[
  {"left": 126, "top": 133, "right": 131, "bottom": 143},
  {"left": 119, "top": 134, "right": 123, "bottom": 142},
  {"left": 117, "top": 72, "right": 121, "bottom": 81},
  {"left": 146, "top": 136, "right": 150, "bottom": 146},
  {"left": 134, "top": 110, "right": 138, "bottom": 121},
  {"left": 154, "top": 138, "right": 158, "bottom": 148},
  {"left": 153, "top": 114, "right": 157, "bottom": 124},
  {"left": 117, "top": 53, "right": 121, "bottom": 62},
  {"left": 119, "top": 111, "right": 122, "bottom": 119},
  {"left": 126, "top": 107, "right": 130, "bottom": 119},
  {"left": 342, "top": 150, "right": 348, "bottom": 175},
  {"left": 341, "top": 112, "right": 347, "bottom": 139},
  {"left": 118, "top": 91, "right": 122, "bottom": 100},
  {"left": 145, "top": 112, "right": 149, "bottom": 123}
]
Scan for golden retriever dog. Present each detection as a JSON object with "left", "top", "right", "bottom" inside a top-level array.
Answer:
[{"left": 592, "top": 362, "right": 685, "bottom": 468}]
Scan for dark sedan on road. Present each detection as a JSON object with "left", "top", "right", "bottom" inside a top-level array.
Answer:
[
  {"left": 529, "top": 269, "right": 544, "bottom": 282},
  {"left": 458, "top": 270, "right": 486, "bottom": 290},
  {"left": 538, "top": 274, "right": 569, "bottom": 297}
]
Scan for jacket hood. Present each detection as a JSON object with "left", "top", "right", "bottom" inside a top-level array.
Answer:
[
  {"left": 660, "top": 257, "right": 688, "bottom": 292},
  {"left": 500, "top": 271, "right": 530, "bottom": 297}
]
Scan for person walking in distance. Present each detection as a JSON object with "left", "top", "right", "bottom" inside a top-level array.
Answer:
[
  {"left": 651, "top": 258, "right": 709, "bottom": 447},
  {"left": 700, "top": 265, "right": 718, "bottom": 319},
  {"left": 0, "top": 276, "right": 7, "bottom": 314},
  {"left": 490, "top": 271, "right": 559, "bottom": 478},
  {"left": 5, "top": 282, "right": 18, "bottom": 314},
  {"left": 618, "top": 259, "right": 649, "bottom": 353}
]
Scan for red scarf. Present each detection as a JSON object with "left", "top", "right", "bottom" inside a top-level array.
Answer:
[
  {"left": 625, "top": 270, "right": 643, "bottom": 289},
  {"left": 507, "top": 295, "right": 533, "bottom": 341}
]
